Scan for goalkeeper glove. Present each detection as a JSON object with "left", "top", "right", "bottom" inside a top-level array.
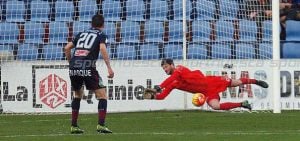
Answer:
[{"left": 143, "top": 88, "right": 157, "bottom": 99}]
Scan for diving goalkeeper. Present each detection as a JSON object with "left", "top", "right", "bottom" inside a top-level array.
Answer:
[{"left": 143, "top": 58, "right": 269, "bottom": 110}]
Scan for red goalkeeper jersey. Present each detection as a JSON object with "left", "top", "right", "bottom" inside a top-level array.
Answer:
[{"left": 156, "top": 65, "right": 231, "bottom": 100}]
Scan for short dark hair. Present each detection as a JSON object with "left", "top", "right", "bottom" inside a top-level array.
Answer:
[
  {"left": 91, "top": 14, "right": 104, "bottom": 28},
  {"left": 161, "top": 58, "right": 174, "bottom": 66}
]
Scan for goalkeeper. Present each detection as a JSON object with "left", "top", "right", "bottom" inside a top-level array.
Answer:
[{"left": 143, "top": 58, "right": 269, "bottom": 110}]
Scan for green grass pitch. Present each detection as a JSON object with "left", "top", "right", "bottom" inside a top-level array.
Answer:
[{"left": 1, "top": 110, "right": 300, "bottom": 141}]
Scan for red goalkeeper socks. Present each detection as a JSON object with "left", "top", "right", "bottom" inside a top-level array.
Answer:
[
  {"left": 239, "top": 78, "right": 257, "bottom": 84},
  {"left": 220, "top": 102, "right": 242, "bottom": 110}
]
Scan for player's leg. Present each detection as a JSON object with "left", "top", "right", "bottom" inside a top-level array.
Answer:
[
  {"left": 206, "top": 93, "right": 251, "bottom": 110},
  {"left": 70, "top": 76, "right": 84, "bottom": 134},
  {"left": 85, "top": 70, "right": 112, "bottom": 133},
  {"left": 95, "top": 88, "right": 112, "bottom": 133},
  {"left": 230, "top": 78, "right": 268, "bottom": 88}
]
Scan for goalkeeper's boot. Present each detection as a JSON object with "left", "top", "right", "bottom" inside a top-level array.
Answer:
[
  {"left": 241, "top": 100, "right": 252, "bottom": 111},
  {"left": 256, "top": 80, "right": 269, "bottom": 88},
  {"left": 97, "top": 124, "right": 112, "bottom": 133},
  {"left": 71, "top": 126, "right": 84, "bottom": 134}
]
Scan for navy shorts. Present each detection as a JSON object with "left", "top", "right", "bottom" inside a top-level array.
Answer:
[{"left": 69, "top": 69, "right": 106, "bottom": 91}]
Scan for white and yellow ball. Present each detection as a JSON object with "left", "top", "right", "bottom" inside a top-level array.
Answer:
[{"left": 192, "top": 93, "right": 206, "bottom": 107}]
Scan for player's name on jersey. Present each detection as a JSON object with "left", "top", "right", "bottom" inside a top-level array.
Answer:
[{"left": 69, "top": 70, "right": 92, "bottom": 76}]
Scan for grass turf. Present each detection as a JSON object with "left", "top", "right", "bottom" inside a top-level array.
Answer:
[{"left": 0, "top": 110, "right": 300, "bottom": 141}]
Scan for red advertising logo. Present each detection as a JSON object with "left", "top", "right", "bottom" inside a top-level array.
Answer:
[{"left": 39, "top": 74, "right": 67, "bottom": 109}]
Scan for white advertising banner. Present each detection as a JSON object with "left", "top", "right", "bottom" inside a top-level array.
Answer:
[{"left": 1, "top": 60, "right": 300, "bottom": 113}]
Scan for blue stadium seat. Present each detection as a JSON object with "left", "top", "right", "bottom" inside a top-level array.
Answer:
[
  {"left": 286, "top": 20, "right": 300, "bottom": 41},
  {"left": 215, "top": 20, "right": 234, "bottom": 41},
  {"left": 31, "top": 0, "right": 50, "bottom": 22},
  {"left": 192, "top": 21, "right": 211, "bottom": 42},
  {"left": 235, "top": 43, "right": 255, "bottom": 59},
  {"left": 144, "top": 21, "right": 164, "bottom": 43},
  {"left": 17, "top": 44, "right": 38, "bottom": 60},
  {"left": 55, "top": 0, "right": 74, "bottom": 21},
  {"left": 24, "top": 22, "right": 44, "bottom": 44},
  {"left": 43, "top": 44, "right": 63, "bottom": 60},
  {"left": 126, "top": 0, "right": 145, "bottom": 21},
  {"left": 211, "top": 43, "right": 231, "bottom": 59},
  {"left": 78, "top": 0, "right": 97, "bottom": 22},
  {"left": 0, "top": 44, "right": 12, "bottom": 51},
  {"left": 164, "top": 44, "right": 183, "bottom": 59},
  {"left": 103, "top": 0, "right": 121, "bottom": 21},
  {"left": 196, "top": 0, "right": 216, "bottom": 20},
  {"left": 49, "top": 22, "right": 68, "bottom": 43},
  {"left": 187, "top": 44, "right": 207, "bottom": 59},
  {"left": 239, "top": 20, "right": 257, "bottom": 41},
  {"left": 0, "top": 44, "right": 14, "bottom": 60},
  {"left": 0, "top": 22, "right": 19, "bottom": 44},
  {"left": 262, "top": 20, "right": 272, "bottom": 41},
  {"left": 282, "top": 42, "right": 300, "bottom": 58},
  {"left": 117, "top": 44, "right": 136, "bottom": 60},
  {"left": 6, "top": 0, "right": 25, "bottom": 22},
  {"left": 150, "top": 0, "right": 167, "bottom": 21},
  {"left": 140, "top": 44, "right": 159, "bottom": 60},
  {"left": 173, "top": 0, "right": 192, "bottom": 20},
  {"left": 219, "top": 0, "right": 239, "bottom": 20},
  {"left": 73, "top": 21, "right": 90, "bottom": 36},
  {"left": 120, "top": 21, "right": 140, "bottom": 43},
  {"left": 259, "top": 43, "right": 272, "bottom": 59},
  {"left": 104, "top": 22, "right": 116, "bottom": 43},
  {"left": 169, "top": 21, "right": 184, "bottom": 42}
]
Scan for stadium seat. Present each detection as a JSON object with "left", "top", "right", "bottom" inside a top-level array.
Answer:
[
  {"left": 164, "top": 44, "right": 183, "bottom": 59},
  {"left": 24, "top": 22, "right": 44, "bottom": 44},
  {"left": 103, "top": 0, "right": 121, "bottom": 21},
  {"left": 0, "top": 22, "right": 19, "bottom": 44},
  {"left": 150, "top": 0, "right": 168, "bottom": 21},
  {"left": 215, "top": 20, "right": 234, "bottom": 41},
  {"left": 286, "top": 20, "right": 300, "bottom": 41},
  {"left": 6, "top": 0, "right": 25, "bottom": 22},
  {"left": 173, "top": 0, "right": 192, "bottom": 20},
  {"left": 235, "top": 43, "right": 255, "bottom": 59},
  {"left": 262, "top": 20, "right": 272, "bottom": 41},
  {"left": 78, "top": 0, "right": 97, "bottom": 22},
  {"left": 117, "top": 44, "right": 136, "bottom": 60},
  {"left": 104, "top": 22, "right": 116, "bottom": 43},
  {"left": 42, "top": 44, "right": 63, "bottom": 60},
  {"left": 187, "top": 44, "right": 207, "bottom": 59},
  {"left": 168, "top": 21, "right": 184, "bottom": 43},
  {"left": 72, "top": 21, "right": 90, "bottom": 36},
  {"left": 55, "top": 0, "right": 74, "bottom": 21},
  {"left": 126, "top": 0, "right": 145, "bottom": 21},
  {"left": 140, "top": 44, "right": 159, "bottom": 60},
  {"left": 144, "top": 21, "right": 164, "bottom": 43},
  {"left": 219, "top": 0, "right": 239, "bottom": 20},
  {"left": 192, "top": 21, "right": 211, "bottom": 42},
  {"left": 31, "top": 0, "right": 50, "bottom": 22},
  {"left": 120, "top": 21, "right": 140, "bottom": 43},
  {"left": 17, "top": 44, "right": 38, "bottom": 60},
  {"left": 49, "top": 22, "right": 68, "bottom": 44},
  {"left": 259, "top": 43, "right": 272, "bottom": 59},
  {"left": 196, "top": 0, "right": 216, "bottom": 20},
  {"left": 282, "top": 42, "right": 300, "bottom": 58},
  {"left": 211, "top": 43, "right": 231, "bottom": 59},
  {"left": 239, "top": 20, "right": 257, "bottom": 41},
  {"left": 0, "top": 44, "right": 14, "bottom": 61}
]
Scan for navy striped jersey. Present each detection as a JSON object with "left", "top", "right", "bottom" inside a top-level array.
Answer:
[{"left": 69, "top": 28, "right": 107, "bottom": 70}]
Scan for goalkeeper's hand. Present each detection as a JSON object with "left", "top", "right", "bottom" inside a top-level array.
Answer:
[{"left": 143, "top": 88, "right": 157, "bottom": 99}]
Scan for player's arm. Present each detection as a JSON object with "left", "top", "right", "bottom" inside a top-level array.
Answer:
[
  {"left": 64, "top": 42, "right": 75, "bottom": 62},
  {"left": 143, "top": 71, "right": 180, "bottom": 100},
  {"left": 100, "top": 43, "right": 114, "bottom": 78}
]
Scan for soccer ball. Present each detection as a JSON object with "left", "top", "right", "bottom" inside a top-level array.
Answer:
[{"left": 192, "top": 93, "right": 206, "bottom": 107}]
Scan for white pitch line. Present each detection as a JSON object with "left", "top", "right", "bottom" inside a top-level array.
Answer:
[{"left": 1, "top": 131, "right": 300, "bottom": 138}]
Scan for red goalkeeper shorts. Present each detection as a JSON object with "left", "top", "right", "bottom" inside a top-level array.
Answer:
[{"left": 204, "top": 76, "right": 231, "bottom": 102}]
